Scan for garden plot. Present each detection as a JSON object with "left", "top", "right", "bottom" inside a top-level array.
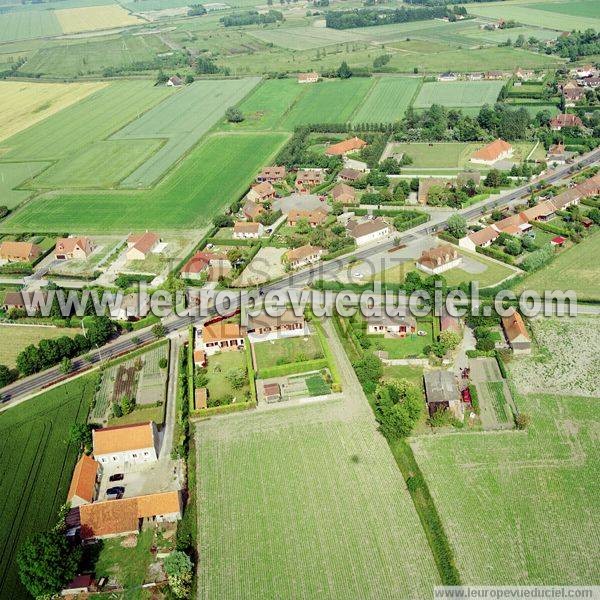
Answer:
[
  {"left": 54, "top": 5, "right": 143, "bottom": 34},
  {"left": 234, "top": 246, "right": 287, "bottom": 287},
  {"left": 469, "top": 357, "right": 515, "bottom": 429},
  {"left": 121, "top": 235, "right": 196, "bottom": 276},
  {"left": 253, "top": 334, "right": 323, "bottom": 371},
  {"left": 508, "top": 317, "right": 600, "bottom": 398}
]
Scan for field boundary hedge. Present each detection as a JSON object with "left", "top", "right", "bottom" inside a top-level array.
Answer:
[{"left": 256, "top": 357, "right": 328, "bottom": 380}]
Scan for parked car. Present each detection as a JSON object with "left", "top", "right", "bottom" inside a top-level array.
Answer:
[
  {"left": 109, "top": 473, "right": 124, "bottom": 482},
  {"left": 106, "top": 486, "right": 125, "bottom": 497}
]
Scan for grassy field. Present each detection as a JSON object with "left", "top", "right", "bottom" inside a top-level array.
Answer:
[
  {"left": 0, "top": 80, "right": 107, "bottom": 144},
  {"left": 413, "top": 81, "right": 504, "bottom": 109},
  {"left": 514, "top": 232, "right": 600, "bottom": 300},
  {"left": 0, "top": 9, "right": 62, "bottom": 43},
  {"left": 0, "top": 376, "right": 94, "bottom": 598},
  {"left": 0, "top": 324, "right": 80, "bottom": 367},
  {"left": 247, "top": 24, "right": 357, "bottom": 51},
  {"left": 281, "top": 78, "right": 374, "bottom": 128},
  {"left": 412, "top": 392, "right": 599, "bottom": 584},
  {"left": 115, "top": 77, "right": 260, "bottom": 188},
  {"left": 204, "top": 349, "right": 249, "bottom": 401},
  {"left": 196, "top": 393, "right": 439, "bottom": 599},
  {"left": 352, "top": 77, "right": 421, "bottom": 124},
  {"left": 2, "top": 131, "right": 287, "bottom": 232},
  {"left": 533, "top": 0, "right": 600, "bottom": 19},
  {"left": 0, "top": 162, "right": 51, "bottom": 208},
  {"left": 253, "top": 335, "right": 324, "bottom": 370},
  {"left": 54, "top": 4, "right": 143, "bottom": 33}
]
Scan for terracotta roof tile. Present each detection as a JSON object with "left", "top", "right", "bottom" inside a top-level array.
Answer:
[
  {"left": 67, "top": 455, "right": 99, "bottom": 504},
  {"left": 93, "top": 422, "right": 156, "bottom": 456}
]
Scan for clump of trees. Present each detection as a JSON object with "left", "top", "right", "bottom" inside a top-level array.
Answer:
[
  {"left": 164, "top": 551, "right": 193, "bottom": 598},
  {"left": 548, "top": 29, "right": 600, "bottom": 60},
  {"left": 373, "top": 378, "right": 423, "bottom": 439},
  {"left": 326, "top": 5, "right": 449, "bottom": 29},
  {"left": 221, "top": 9, "right": 283, "bottom": 27},
  {"left": 226, "top": 106, "right": 244, "bottom": 123}
]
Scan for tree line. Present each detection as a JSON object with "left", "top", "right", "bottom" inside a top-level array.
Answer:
[
  {"left": 220, "top": 9, "right": 283, "bottom": 27},
  {"left": 325, "top": 5, "right": 449, "bottom": 29}
]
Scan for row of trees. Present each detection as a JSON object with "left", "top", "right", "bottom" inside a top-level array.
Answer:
[
  {"left": 325, "top": 5, "right": 449, "bottom": 29},
  {"left": 220, "top": 9, "right": 283, "bottom": 27}
]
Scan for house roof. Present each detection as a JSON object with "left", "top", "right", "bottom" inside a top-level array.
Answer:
[
  {"left": 3, "top": 291, "right": 25, "bottom": 307},
  {"left": 288, "top": 208, "right": 328, "bottom": 224},
  {"left": 550, "top": 113, "right": 583, "bottom": 128},
  {"left": 127, "top": 232, "right": 159, "bottom": 255},
  {"left": 326, "top": 137, "right": 367, "bottom": 156},
  {"left": 501, "top": 311, "right": 530, "bottom": 343},
  {"left": 366, "top": 313, "right": 417, "bottom": 328},
  {"left": 64, "top": 575, "right": 93, "bottom": 590},
  {"left": 67, "top": 454, "right": 99, "bottom": 504},
  {"left": 248, "top": 308, "right": 304, "bottom": 330},
  {"left": 243, "top": 200, "right": 265, "bottom": 219},
  {"left": 520, "top": 201, "right": 556, "bottom": 221},
  {"left": 285, "top": 244, "right": 324, "bottom": 263},
  {"left": 168, "top": 75, "right": 183, "bottom": 85},
  {"left": 0, "top": 241, "right": 41, "bottom": 260},
  {"left": 471, "top": 139, "right": 512, "bottom": 162},
  {"left": 338, "top": 167, "right": 362, "bottom": 180},
  {"left": 234, "top": 221, "right": 260, "bottom": 234},
  {"left": 423, "top": 370, "right": 458, "bottom": 404},
  {"left": 418, "top": 178, "right": 452, "bottom": 202},
  {"left": 55, "top": 237, "right": 92, "bottom": 255},
  {"left": 551, "top": 235, "right": 566, "bottom": 244},
  {"left": 564, "top": 87, "right": 584, "bottom": 100},
  {"left": 417, "top": 244, "right": 458, "bottom": 270},
  {"left": 298, "top": 72, "right": 318, "bottom": 81},
  {"left": 92, "top": 422, "right": 155, "bottom": 456},
  {"left": 331, "top": 183, "right": 356, "bottom": 201},
  {"left": 194, "top": 349, "right": 206, "bottom": 363},
  {"left": 202, "top": 321, "right": 244, "bottom": 343},
  {"left": 263, "top": 383, "right": 280, "bottom": 396},
  {"left": 576, "top": 173, "right": 600, "bottom": 197},
  {"left": 467, "top": 226, "right": 499, "bottom": 246},
  {"left": 347, "top": 218, "right": 389, "bottom": 239},
  {"left": 251, "top": 181, "right": 275, "bottom": 197},
  {"left": 296, "top": 169, "right": 325, "bottom": 183},
  {"left": 550, "top": 188, "right": 581, "bottom": 210},
  {"left": 258, "top": 166, "right": 286, "bottom": 179},
  {"left": 181, "top": 251, "right": 227, "bottom": 276},
  {"left": 493, "top": 213, "right": 528, "bottom": 233},
  {"left": 547, "top": 143, "right": 565, "bottom": 155}
]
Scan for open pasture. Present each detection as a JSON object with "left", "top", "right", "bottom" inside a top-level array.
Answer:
[
  {"left": 54, "top": 4, "right": 143, "bottom": 34},
  {"left": 0, "top": 162, "right": 51, "bottom": 208},
  {"left": 412, "top": 392, "right": 600, "bottom": 584},
  {"left": 196, "top": 396, "right": 439, "bottom": 599},
  {"left": 533, "top": 0, "right": 600, "bottom": 19},
  {"left": 281, "top": 78, "right": 374, "bottom": 128},
  {"left": 0, "top": 80, "right": 107, "bottom": 144},
  {"left": 351, "top": 77, "right": 421, "bottom": 124},
  {"left": 0, "top": 376, "right": 94, "bottom": 599},
  {"left": 414, "top": 80, "right": 505, "bottom": 109},
  {"left": 247, "top": 24, "right": 357, "bottom": 50},
  {"left": 2, "top": 132, "right": 287, "bottom": 232}
]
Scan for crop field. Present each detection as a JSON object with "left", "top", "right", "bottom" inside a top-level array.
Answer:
[
  {"left": 0, "top": 9, "right": 62, "bottom": 43},
  {"left": 253, "top": 335, "right": 324, "bottom": 370},
  {"left": 414, "top": 81, "right": 505, "bottom": 109},
  {"left": 412, "top": 392, "right": 599, "bottom": 584},
  {"left": 247, "top": 24, "right": 357, "bottom": 50},
  {"left": 0, "top": 162, "right": 51, "bottom": 208},
  {"left": 351, "top": 77, "right": 421, "bottom": 124},
  {"left": 0, "top": 80, "right": 107, "bottom": 144},
  {"left": 115, "top": 77, "right": 260, "bottom": 188},
  {"left": 281, "top": 78, "right": 374, "bottom": 128},
  {"left": 467, "top": 25, "right": 560, "bottom": 44},
  {"left": 54, "top": 5, "right": 143, "bottom": 34},
  {"left": 0, "top": 324, "right": 80, "bottom": 367},
  {"left": 533, "top": 0, "right": 600, "bottom": 19},
  {"left": 0, "top": 376, "right": 94, "bottom": 598},
  {"left": 2, "top": 132, "right": 288, "bottom": 232},
  {"left": 196, "top": 393, "right": 439, "bottom": 599}
]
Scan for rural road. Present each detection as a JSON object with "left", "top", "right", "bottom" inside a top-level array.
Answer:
[{"left": 2, "top": 147, "right": 600, "bottom": 407}]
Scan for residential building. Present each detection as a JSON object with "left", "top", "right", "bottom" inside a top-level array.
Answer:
[
  {"left": 287, "top": 207, "right": 328, "bottom": 228},
  {"left": 67, "top": 455, "right": 101, "bottom": 507},
  {"left": 247, "top": 308, "right": 307, "bottom": 341},
  {"left": 247, "top": 181, "right": 276, "bottom": 203},
  {"left": 546, "top": 142, "right": 573, "bottom": 165},
  {"left": 126, "top": 232, "right": 160, "bottom": 261},
  {"left": 424, "top": 370, "right": 461, "bottom": 418},
  {"left": 418, "top": 178, "right": 452, "bottom": 204},
  {"left": 440, "top": 307, "right": 461, "bottom": 334},
  {"left": 180, "top": 251, "right": 231, "bottom": 280},
  {"left": 574, "top": 64, "right": 595, "bottom": 79},
  {"left": 485, "top": 71, "right": 505, "bottom": 80},
  {"left": 54, "top": 236, "right": 94, "bottom": 260},
  {"left": 468, "top": 72, "right": 484, "bottom": 81},
  {"left": 550, "top": 188, "right": 582, "bottom": 211},
  {"left": 0, "top": 241, "right": 41, "bottom": 263},
  {"left": 582, "top": 77, "right": 600, "bottom": 89},
  {"left": 337, "top": 167, "right": 362, "bottom": 182},
  {"left": 284, "top": 244, "right": 324, "bottom": 269},
  {"left": 110, "top": 292, "right": 150, "bottom": 320},
  {"left": 416, "top": 244, "right": 462, "bottom": 275},
  {"left": 62, "top": 575, "right": 95, "bottom": 596},
  {"left": 492, "top": 213, "right": 532, "bottom": 236},
  {"left": 167, "top": 75, "right": 183, "bottom": 87},
  {"left": 256, "top": 166, "right": 286, "bottom": 183},
  {"left": 243, "top": 199, "right": 265, "bottom": 221},
  {"left": 564, "top": 87, "right": 585, "bottom": 106},
  {"left": 200, "top": 321, "right": 245, "bottom": 355},
  {"left": 79, "top": 490, "right": 182, "bottom": 540},
  {"left": 331, "top": 182, "right": 356, "bottom": 205},
  {"left": 233, "top": 221, "right": 263, "bottom": 239},
  {"left": 92, "top": 422, "right": 159, "bottom": 466},
  {"left": 575, "top": 173, "right": 600, "bottom": 198},
  {"left": 325, "top": 136, "right": 367, "bottom": 156},
  {"left": 515, "top": 68, "right": 535, "bottom": 81},
  {"left": 501, "top": 311, "right": 531, "bottom": 354},
  {"left": 550, "top": 113, "right": 584, "bottom": 131},
  {"left": 458, "top": 226, "right": 499, "bottom": 251},
  {"left": 437, "top": 72, "right": 457, "bottom": 81},
  {"left": 470, "top": 139, "right": 513, "bottom": 165},
  {"left": 295, "top": 169, "right": 325, "bottom": 193},
  {"left": 519, "top": 201, "right": 556, "bottom": 222},
  {"left": 298, "top": 72, "right": 319, "bottom": 83},
  {"left": 366, "top": 313, "right": 417, "bottom": 337},
  {"left": 346, "top": 218, "right": 390, "bottom": 246}
]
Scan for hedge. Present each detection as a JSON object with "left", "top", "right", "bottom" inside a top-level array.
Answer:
[
  {"left": 246, "top": 344, "right": 257, "bottom": 403},
  {"left": 495, "top": 350, "right": 508, "bottom": 379},
  {"left": 191, "top": 399, "right": 257, "bottom": 419},
  {"left": 468, "top": 384, "right": 480, "bottom": 415},
  {"left": 204, "top": 237, "right": 260, "bottom": 247},
  {"left": 257, "top": 357, "right": 328, "bottom": 380},
  {"left": 311, "top": 317, "right": 341, "bottom": 388},
  {"left": 394, "top": 213, "right": 429, "bottom": 232},
  {"left": 532, "top": 220, "right": 571, "bottom": 237},
  {"left": 476, "top": 245, "right": 515, "bottom": 265},
  {"left": 438, "top": 232, "right": 459, "bottom": 245}
]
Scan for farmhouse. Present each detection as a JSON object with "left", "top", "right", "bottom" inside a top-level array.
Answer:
[
  {"left": 575, "top": 173, "right": 600, "bottom": 198},
  {"left": 326, "top": 137, "right": 367, "bottom": 156},
  {"left": 582, "top": 77, "right": 600, "bottom": 89},
  {"left": 54, "top": 236, "right": 94, "bottom": 260},
  {"left": 295, "top": 169, "right": 325, "bottom": 192},
  {"left": 126, "top": 232, "right": 160, "bottom": 261},
  {"left": 110, "top": 292, "right": 150, "bottom": 321},
  {"left": 92, "top": 422, "right": 159, "bottom": 466},
  {"left": 550, "top": 113, "right": 584, "bottom": 131},
  {"left": 180, "top": 251, "right": 231, "bottom": 280},
  {"left": 346, "top": 218, "right": 390, "bottom": 246},
  {"left": 573, "top": 64, "right": 596, "bottom": 79},
  {"left": 67, "top": 454, "right": 101, "bottom": 507},
  {"left": 243, "top": 199, "right": 265, "bottom": 221},
  {"left": 287, "top": 207, "right": 328, "bottom": 228},
  {"left": 416, "top": 245, "right": 462, "bottom": 275},
  {"left": 247, "top": 308, "right": 307, "bottom": 340},
  {"left": 256, "top": 166, "right": 286, "bottom": 183},
  {"left": 200, "top": 322, "right": 245, "bottom": 355},
  {"left": 195, "top": 387, "right": 208, "bottom": 410},
  {"left": 418, "top": 178, "right": 452, "bottom": 204},
  {"left": 470, "top": 139, "right": 513, "bottom": 165},
  {"left": 247, "top": 181, "right": 276, "bottom": 203},
  {"left": 485, "top": 71, "right": 505, "bottom": 80},
  {"left": 79, "top": 490, "right": 182, "bottom": 540},
  {"left": 0, "top": 241, "right": 41, "bottom": 263},
  {"left": 331, "top": 182, "right": 356, "bottom": 205},
  {"left": 458, "top": 226, "right": 499, "bottom": 251},
  {"left": 298, "top": 72, "right": 319, "bottom": 83},
  {"left": 551, "top": 188, "right": 581, "bottom": 211},
  {"left": 366, "top": 313, "right": 417, "bottom": 337},
  {"left": 284, "top": 244, "right": 324, "bottom": 269},
  {"left": 423, "top": 370, "right": 461, "bottom": 418},
  {"left": 167, "top": 75, "right": 183, "bottom": 87},
  {"left": 515, "top": 68, "right": 535, "bottom": 81},
  {"left": 338, "top": 167, "right": 362, "bottom": 182},
  {"left": 501, "top": 311, "right": 531, "bottom": 354},
  {"left": 233, "top": 221, "right": 264, "bottom": 239}
]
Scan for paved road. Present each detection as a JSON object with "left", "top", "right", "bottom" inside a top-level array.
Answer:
[{"left": 2, "top": 148, "right": 600, "bottom": 406}]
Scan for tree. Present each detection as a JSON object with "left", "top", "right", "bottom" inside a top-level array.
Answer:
[
  {"left": 121, "top": 395, "right": 136, "bottom": 414},
  {"left": 85, "top": 316, "right": 115, "bottom": 347},
  {"left": 156, "top": 69, "right": 168, "bottom": 84},
  {"left": 337, "top": 61, "right": 352, "bottom": 79},
  {"left": 17, "top": 531, "right": 80, "bottom": 598},
  {"left": 0, "top": 364, "right": 18, "bottom": 387},
  {"left": 164, "top": 551, "right": 193, "bottom": 598},
  {"left": 159, "top": 357, "right": 168, "bottom": 369},
  {"left": 152, "top": 323, "right": 167, "bottom": 338},
  {"left": 373, "top": 379, "right": 423, "bottom": 440},
  {"left": 446, "top": 214, "right": 467, "bottom": 239},
  {"left": 226, "top": 367, "right": 247, "bottom": 390},
  {"left": 112, "top": 401, "right": 123, "bottom": 418},
  {"left": 439, "top": 330, "right": 461, "bottom": 352},
  {"left": 515, "top": 412, "right": 531, "bottom": 430},
  {"left": 59, "top": 357, "right": 72, "bottom": 374},
  {"left": 70, "top": 423, "right": 93, "bottom": 452},
  {"left": 212, "top": 214, "right": 234, "bottom": 228},
  {"left": 352, "top": 352, "right": 383, "bottom": 393},
  {"left": 185, "top": 74, "right": 195, "bottom": 84},
  {"left": 225, "top": 106, "right": 244, "bottom": 123}
]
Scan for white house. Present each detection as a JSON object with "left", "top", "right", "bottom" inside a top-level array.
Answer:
[
  {"left": 298, "top": 72, "right": 319, "bottom": 83},
  {"left": 284, "top": 244, "right": 324, "bottom": 269},
  {"left": 416, "top": 244, "right": 462, "bottom": 275},
  {"left": 470, "top": 139, "right": 513, "bottom": 165},
  {"left": 92, "top": 421, "right": 159, "bottom": 466},
  {"left": 366, "top": 314, "right": 417, "bottom": 337},
  {"left": 458, "top": 226, "right": 499, "bottom": 252},
  {"left": 346, "top": 218, "right": 390, "bottom": 246},
  {"left": 233, "top": 221, "right": 264, "bottom": 239}
]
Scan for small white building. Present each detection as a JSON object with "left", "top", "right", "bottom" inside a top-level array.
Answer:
[
  {"left": 92, "top": 421, "right": 159, "bottom": 466},
  {"left": 298, "top": 72, "right": 319, "bottom": 83},
  {"left": 284, "top": 244, "right": 324, "bottom": 270},
  {"left": 126, "top": 232, "right": 160, "bottom": 261},
  {"left": 458, "top": 226, "right": 500, "bottom": 252},
  {"left": 233, "top": 221, "right": 263, "bottom": 239},
  {"left": 366, "top": 314, "right": 417, "bottom": 337},
  {"left": 346, "top": 218, "right": 390, "bottom": 246},
  {"left": 416, "top": 244, "right": 462, "bottom": 275}
]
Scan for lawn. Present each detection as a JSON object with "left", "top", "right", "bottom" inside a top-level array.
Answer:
[
  {"left": 281, "top": 78, "right": 374, "bottom": 128},
  {"left": 0, "top": 324, "right": 81, "bottom": 367},
  {"left": 411, "top": 392, "right": 599, "bottom": 584},
  {"left": 196, "top": 393, "right": 439, "bottom": 598},
  {"left": 514, "top": 231, "right": 600, "bottom": 301},
  {"left": 351, "top": 77, "right": 421, "bottom": 124},
  {"left": 369, "top": 320, "right": 435, "bottom": 359},
  {"left": 2, "top": 132, "right": 288, "bottom": 233},
  {"left": 252, "top": 334, "right": 324, "bottom": 370},
  {"left": 413, "top": 80, "right": 504, "bottom": 109},
  {"left": 0, "top": 375, "right": 94, "bottom": 598},
  {"left": 442, "top": 249, "right": 518, "bottom": 288},
  {"left": 205, "top": 348, "right": 249, "bottom": 402}
]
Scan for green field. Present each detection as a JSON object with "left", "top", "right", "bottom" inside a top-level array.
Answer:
[
  {"left": 351, "top": 77, "right": 421, "bottom": 124},
  {"left": 2, "top": 132, "right": 287, "bottom": 232},
  {"left": 196, "top": 394, "right": 439, "bottom": 598},
  {"left": 0, "top": 162, "right": 51, "bottom": 208},
  {"left": 247, "top": 24, "right": 357, "bottom": 51},
  {"left": 533, "top": 0, "right": 600, "bottom": 19},
  {"left": 412, "top": 392, "right": 599, "bottom": 584},
  {"left": 414, "top": 80, "right": 505, "bottom": 109},
  {"left": 0, "top": 376, "right": 94, "bottom": 598},
  {"left": 514, "top": 231, "right": 600, "bottom": 300},
  {"left": 281, "top": 78, "right": 374, "bottom": 128},
  {"left": 253, "top": 335, "right": 324, "bottom": 370},
  {"left": 0, "top": 9, "right": 62, "bottom": 43}
]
